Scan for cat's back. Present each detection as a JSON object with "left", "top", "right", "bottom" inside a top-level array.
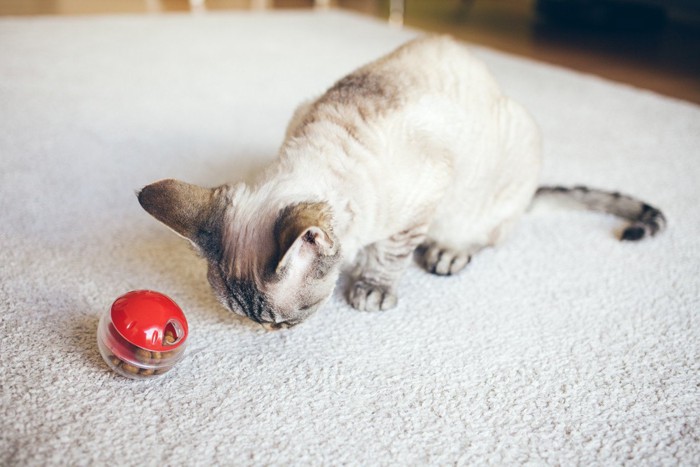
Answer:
[
  {"left": 312, "top": 36, "right": 501, "bottom": 121},
  {"left": 365, "top": 36, "right": 501, "bottom": 104}
]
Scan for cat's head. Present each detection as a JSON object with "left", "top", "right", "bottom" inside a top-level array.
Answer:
[{"left": 137, "top": 179, "right": 341, "bottom": 328}]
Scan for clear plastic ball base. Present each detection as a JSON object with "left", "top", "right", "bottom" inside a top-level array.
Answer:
[
  {"left": 97, "top": 313, "right": 186, "bottom": 379},
  {"left": 97, "top": 290, "right": 188, "bottom": 380}
]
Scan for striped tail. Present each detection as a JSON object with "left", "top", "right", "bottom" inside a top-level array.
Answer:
[{"left": 535, "top": 185, "right": 667, "bottom": 241}]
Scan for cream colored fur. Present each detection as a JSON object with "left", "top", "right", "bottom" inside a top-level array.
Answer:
[
  {"left": 140, "top": 35, "right": 542, "bottom": 324},
  {"left": 268, "top": 35, "right": 540, "bottom": 266}
]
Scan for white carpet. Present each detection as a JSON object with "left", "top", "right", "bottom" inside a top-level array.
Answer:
[{"left": 1, "top": 10, "right": 698, "bottom": 466}]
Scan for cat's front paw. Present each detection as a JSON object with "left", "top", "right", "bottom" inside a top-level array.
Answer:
[{"left": 348, "top": 280, "right": 398, "bottom": 312}]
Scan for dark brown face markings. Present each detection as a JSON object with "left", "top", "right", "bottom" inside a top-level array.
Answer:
[{"left": 215, "top": 264, "right": 276, "bottom": 324}]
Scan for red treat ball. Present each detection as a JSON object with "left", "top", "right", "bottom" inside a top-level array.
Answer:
[{"left": 97, "top": 290, "right": 189, "bottom": 379}]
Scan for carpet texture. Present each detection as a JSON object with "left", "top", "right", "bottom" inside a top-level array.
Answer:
[{"left": 1, "top": 10, "right": 698, "bottom": 466}]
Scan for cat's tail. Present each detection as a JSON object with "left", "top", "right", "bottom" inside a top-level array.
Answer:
[{"left": 534, "top": 185, "right": 667, "bottom": 241}]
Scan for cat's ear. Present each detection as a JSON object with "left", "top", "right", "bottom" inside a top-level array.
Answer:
[
  {"left": 137, "top": 179, "right": 219, "bottom": 241},
  {"left": 274, "top": 202, "right": 338, "bottom": 275}
]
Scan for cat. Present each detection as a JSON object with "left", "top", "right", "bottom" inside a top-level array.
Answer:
[{"left": 138, "top": 36, "right": 666, "bottom": 329}]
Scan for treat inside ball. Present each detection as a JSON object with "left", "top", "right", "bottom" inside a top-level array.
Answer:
[{"left": 97, "top": 290, "right": 188, "bottom": 379}]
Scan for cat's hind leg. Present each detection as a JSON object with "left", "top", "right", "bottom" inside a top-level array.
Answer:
[
  {"left": 416, "top": 97, "right": 540, "bottom": 277},
  {"left": 419, "top": 202, "right": 535, "bottom": 275},
  {"left": 416, "top": 240, "right": 486, "bottom": 276},
  {"left": 418, "top": 205, "right": 527, "bottom": 276},
  {"left": 348, "top": 225, "right": 427, "bottom": 311}
]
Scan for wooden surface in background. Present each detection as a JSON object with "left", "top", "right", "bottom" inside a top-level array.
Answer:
[{"left": 0, "top": 0, "right": 697, "bottom": 104}]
